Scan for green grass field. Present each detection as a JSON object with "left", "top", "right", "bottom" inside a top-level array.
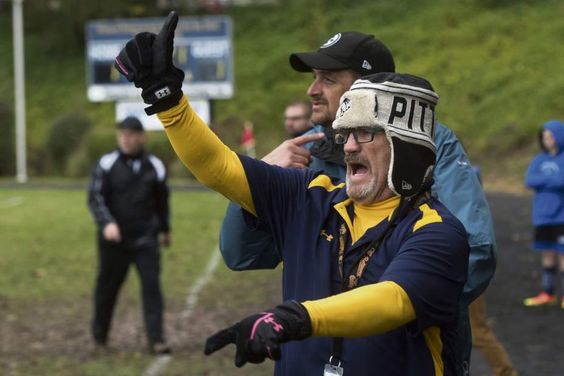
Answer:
[{"left": 0, "top": 187, "right": 281, "bottom": 375}]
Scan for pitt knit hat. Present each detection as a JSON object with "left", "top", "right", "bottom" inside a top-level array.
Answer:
[
  {"left": 289, "top": 32, "right": 395, "bottom": 76},
  {"left": 333, "top": 72, "right": 438, "bottom": 197}
]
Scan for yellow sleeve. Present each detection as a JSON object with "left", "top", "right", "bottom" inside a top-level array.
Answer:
[
  {"left": 157, "top": 95, "right": 255, "bottom": 215},
  {"left": 302, "top": 281, "right": 416, "bottom": 337}
]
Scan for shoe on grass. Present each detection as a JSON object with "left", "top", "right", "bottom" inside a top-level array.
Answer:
[
  {"left": 92, "top": 341, "right": 111, "bottom": 355},
  {"left": 523, "top": 291, "right": 556, "bottom": 307},
  {"left": 150, "top": 341, "right": 172, "bottom": 355}
]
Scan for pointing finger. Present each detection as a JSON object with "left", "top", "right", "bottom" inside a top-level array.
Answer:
[
  {"left": 204, "top": 326, "right": 237, "bottom": 355},
  {"left": 291, "top": 132, "right": 325, "bottom": 147},
  {"left": 288, "top": 144, "right": 312, "bottom": 157},
  {"left": 156, "top": 11, "right": 179, "bottom": 46},
  {"left": 153, "top": 11, "right": 179, "bottom": 74}
]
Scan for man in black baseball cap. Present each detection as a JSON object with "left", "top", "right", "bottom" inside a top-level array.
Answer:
[
  {"left": 286, "top": 32, "right": 395, "bottom": 138},
  {"left": 220, "top": 31, "right": 397, "bottom": 267},
  {"left": 219, "top": 31, "right": 398, "bottom": 275},
  {"left": 88, "top": 114, "right": 172, "bottom": 354},
  {"left": 116, "top": 116, "right": 145, "bottom": 157}
]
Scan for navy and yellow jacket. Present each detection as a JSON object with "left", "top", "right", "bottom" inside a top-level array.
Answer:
[{"left": 159, "top": 96, "right": 469, "bottom": 376}]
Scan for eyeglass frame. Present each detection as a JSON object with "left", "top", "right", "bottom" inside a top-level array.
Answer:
[{"left": 333, "top": 127, "right": 385, "bottom": 145}]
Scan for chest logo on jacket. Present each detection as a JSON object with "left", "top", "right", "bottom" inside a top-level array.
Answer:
[
  {"left": 541, "top": 161, "right": 559, "bottom": 174},
  {"left": 320, "top": 229, "right": 334, "bottom": 242}
]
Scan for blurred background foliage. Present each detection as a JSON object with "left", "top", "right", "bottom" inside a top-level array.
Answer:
[{"left": 0, "top": 0, "right": 562, "bottom": 185}]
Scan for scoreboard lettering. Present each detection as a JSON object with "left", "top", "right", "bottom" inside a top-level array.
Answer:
[{"left": 86, "top": 16, "right": 233, "bottom": 102}]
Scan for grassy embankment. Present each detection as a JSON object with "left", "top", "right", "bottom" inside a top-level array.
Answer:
[{"left": 0, "top": 0, "right": 562, "bottom": 191}]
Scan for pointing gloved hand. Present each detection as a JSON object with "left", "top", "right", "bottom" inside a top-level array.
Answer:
[
  {"left": 114, "top": 11, "right": 185, "bottom": 115},
  {"left": 204, "top": 301, "right": 312, "bottom": 367}
]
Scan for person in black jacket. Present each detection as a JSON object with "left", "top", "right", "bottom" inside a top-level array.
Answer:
[{"left": 88, "top": 116, "right": 171, "bottom": 354}]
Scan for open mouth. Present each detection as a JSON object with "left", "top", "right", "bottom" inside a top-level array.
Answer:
[{"left": 349, "top": 162, "right": 369, "bottom": 177}]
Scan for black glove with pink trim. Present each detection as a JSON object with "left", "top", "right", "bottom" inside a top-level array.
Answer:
[
  {"left": 204, "top": 301, "right": 312, "bottom": 367},
  {"left": 114, "top": 11, "right": 184, "bottom": 115}
]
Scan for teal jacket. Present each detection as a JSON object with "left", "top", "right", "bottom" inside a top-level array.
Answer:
[{"left": 432, "top": 124, "right": 497, "bottom": 304}]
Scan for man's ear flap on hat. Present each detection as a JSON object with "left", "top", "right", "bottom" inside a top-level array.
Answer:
[{"left": 388, "top": 138, "right": 435, "bottom": 197}]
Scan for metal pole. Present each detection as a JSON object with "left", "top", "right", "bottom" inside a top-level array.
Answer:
[{"left": 13, "top": 0, "right": 27, "bottom": 183}]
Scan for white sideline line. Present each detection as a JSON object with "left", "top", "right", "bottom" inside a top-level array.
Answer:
[
  {"left": 143, "top": 354, "right": 172, "bottom": 376},
  {"left": 0, "top": 197, "right": 24, "bottom": 208},
  {"left": 181, "top": 248, "right": 221, "bottom": 319},
  {"left": 143, "top": 247, "right": 221, "bottom": 376}
]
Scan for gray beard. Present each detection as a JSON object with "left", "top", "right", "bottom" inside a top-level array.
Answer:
[{"left": 346, "top": 175, "right": 375, "bottom": 204}]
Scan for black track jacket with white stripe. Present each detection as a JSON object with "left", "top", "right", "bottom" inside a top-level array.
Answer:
[{"left": 88, "top": 149, "right": 170, "bottom": 242}]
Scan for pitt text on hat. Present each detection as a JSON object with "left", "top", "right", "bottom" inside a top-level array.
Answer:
[{"left": 350, "top": 79, "right": 438, "bottom": 147}]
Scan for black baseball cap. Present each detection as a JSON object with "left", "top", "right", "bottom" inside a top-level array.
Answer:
[
  {"left": 117, "top": 116, "right": 144, "bottom": 131},
  {"left": 289, "top": 31, "right": 395, "bottom": 75}
]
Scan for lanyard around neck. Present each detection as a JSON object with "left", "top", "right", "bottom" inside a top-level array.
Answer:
[
  {"left": 329, "top": 193, "right": 431, "bottom": 367},
  {"left": 337, "top": 196, "right": 403, "bottom": 292},
  {"left": 330, "top": 195, "right": 408, "bottom": 367}
]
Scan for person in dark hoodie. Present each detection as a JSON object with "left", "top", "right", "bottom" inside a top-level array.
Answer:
[{"left": 524, "top": 119, "right": 564, "bottom": 308}]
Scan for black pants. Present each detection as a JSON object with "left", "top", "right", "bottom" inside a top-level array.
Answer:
[{"left": 92, "top": 234, "right": 164, "bottom": 345}]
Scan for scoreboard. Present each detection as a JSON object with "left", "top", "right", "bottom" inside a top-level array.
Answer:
[{"left": 85, "top": 16, "right": 234, "bottom": 102}]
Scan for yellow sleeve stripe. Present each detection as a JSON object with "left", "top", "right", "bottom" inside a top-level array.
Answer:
[
  {"left": 308, "top": 174, "right": 345, "bottom": 191},
  {"left": 413, "top": 203, "right": 443, "bottom": 232},
  {"left": 157, "top": 95, "right": 256, "bottom": 214},
  {"left": 302, "top": 281, "right": 416, "bottom": 337},
  {"left": 423, "top": 326, "right": 444, "bottom": 376}
]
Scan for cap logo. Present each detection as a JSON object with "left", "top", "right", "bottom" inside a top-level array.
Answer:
[
  {"left": 362, "top": 60, "right": 372, "bottom": 70},
  {"left": 320, "top": 33, "right": 341, "bottom": 48},
  {"left": 402, "top": 180, "right": 413, "bottom": 190}
]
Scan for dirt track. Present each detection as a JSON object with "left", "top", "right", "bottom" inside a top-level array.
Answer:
[{"left": 470, "top": 192, "right": 564, "bottom": 376}]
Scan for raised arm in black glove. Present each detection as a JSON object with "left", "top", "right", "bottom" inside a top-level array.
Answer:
[
  {"left": 114, "top": 11, "right": 185, "bottom": 115},
  {"left": 204, "top": 301, "right": 312, "bottom": 367}
]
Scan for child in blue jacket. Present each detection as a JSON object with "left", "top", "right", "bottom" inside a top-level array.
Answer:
[{"left": 524, "top": 119, "right": 564, "bottom": 307}]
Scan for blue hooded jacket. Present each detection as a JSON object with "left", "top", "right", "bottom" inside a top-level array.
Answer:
[{"left": 526, "top": 120, "right": 564, "bottom": 226}]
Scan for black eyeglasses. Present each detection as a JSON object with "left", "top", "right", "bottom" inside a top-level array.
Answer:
[{"left": 334, "top": 127, "right": 384, "bottom": 145}]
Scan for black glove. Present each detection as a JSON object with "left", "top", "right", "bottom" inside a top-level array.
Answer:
[
  {"left": 204, "top": 301, "right": 312, "bottom": 367},
  {"left": 114, "top": 11, "right": 185, "bottom": 115}
]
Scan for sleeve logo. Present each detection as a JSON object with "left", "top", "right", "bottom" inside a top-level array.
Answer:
[{"left": 155, "top": 87, "right": 171, "bottom": 99}]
